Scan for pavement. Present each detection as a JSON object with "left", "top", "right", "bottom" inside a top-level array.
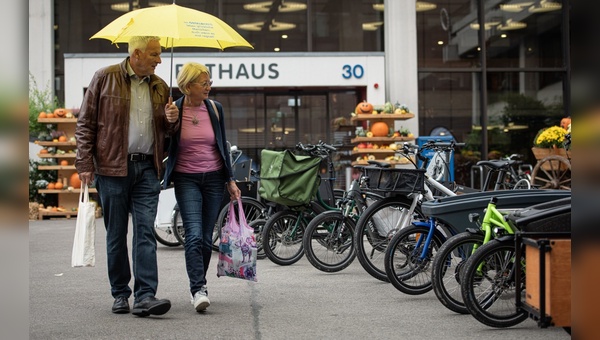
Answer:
[{"left": 29, "top": 217, "right": 571, "bottom": 340}]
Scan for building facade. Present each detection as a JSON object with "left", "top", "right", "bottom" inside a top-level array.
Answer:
[{"left": 29, "top": 0, "right": 569, "bottom": 188}]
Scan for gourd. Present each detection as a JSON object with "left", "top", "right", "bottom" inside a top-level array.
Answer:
[
  {"left": 355, "top": 101, "right": 373, "bottom": 114},
  {"left": 54, "top": 108, "right": 67, "bottom": 118},
  {"left": 370, "top": 121, "right": 389, "bottom": 137},
  {"left": 560, "top": 117, "right": 571, "bottom": 130},
  {"left": 70, "top": 172, "right": 82, "bottom": 189}
]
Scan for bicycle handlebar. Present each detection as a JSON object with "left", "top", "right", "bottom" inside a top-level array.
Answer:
[{"left": 295, "top": 141, "right": 337, "bottom": 157}]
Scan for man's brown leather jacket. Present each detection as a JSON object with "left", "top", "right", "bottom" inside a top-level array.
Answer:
[{"left": 75, "top": 58, "right": 177, "bottom": 179}]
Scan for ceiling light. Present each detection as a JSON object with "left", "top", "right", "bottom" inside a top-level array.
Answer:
[
  {"left": 111, "top": 1, "right": 138, "bottom": 12},
  {"left": 274, "top": 47, "right": 280, "bottom": 52},
  {"left": 372, "top": 2, "right": 436, "bottom": 12},
  {"left": 281, "top": 34, "right": 288, "bottom": 39},
  {"left": 498, "top": 19, "right": 527, "bottom": 30},
  {"left": 111, "top": 1, "right": 169, "bottom": 12},
  {"left": 362, "top": 21, "right": 383, "bottom": 31},
  {"left": 238, "top": 20, "right": 296, "bottom": 32},
  {"left": 244, "top": 1, "right": 307, "bottom": 13},
  {"left": 528, "top": 0, "right": 562, "bottom": 13},
  {"left": 469, "top": 21, "right": 500, "bottom": 30},
  {"left": 416, "top": 1, "right": 437, "bottom": 12},
  {"left": 437, "top": 40, "right": 444, "bottom": 45},
  {"left": 499, "top": 2, "right": 534, "bottom": 12}
]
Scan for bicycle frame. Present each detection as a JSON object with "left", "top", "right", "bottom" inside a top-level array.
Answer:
[{"left": 471, "top": 198, "right": 518, "bottom": 273}]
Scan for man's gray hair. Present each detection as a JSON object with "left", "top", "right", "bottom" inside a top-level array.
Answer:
[{"left": 128, "top": 36, "right": 161, "bottom": 55}]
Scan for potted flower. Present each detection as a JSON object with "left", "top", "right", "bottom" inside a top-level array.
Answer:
[{"left": 531, "top": 125, "right": 569, "bottom": 162}]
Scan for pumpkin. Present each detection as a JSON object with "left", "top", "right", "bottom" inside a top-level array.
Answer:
[
  {"left": 54, "top": 181, "right": 64, "bottom": 190},
  {"left": 54, "top": 108, "right": 67, "bottom": 117},
  {"left": 58, "top": 135, "right": 68, "bottom": 142},
  {"left": 560, "top": 117, "right": 571, "bottom": 130},
  {"left": 47, "top": 182, "right": 55, "bottom": 190},
  {"left": 70, "top": 172, "right": 82, "bottom": 189},
  {"left": 60, "top": 160, "right": 69, "bottom": 166},
  {"left": 370, "top": 121, "right": 389, "bottom": 137},
  {"left": 38, "top": 112, "right": 47, "bottom": 119},
  {"left": 355, "top": 101, "right": 373, "bottom": 114}
]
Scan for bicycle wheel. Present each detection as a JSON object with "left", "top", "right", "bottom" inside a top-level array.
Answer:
[
  {"left": 384, "top": 225, "right": 445, "bottom": 295},
  {"left": 354, "top": 196, "right": 425, "bottom": 282},
  {"left": 172, "top": 207, "right": 185, "bottom": 245},
  {"left": 303, "top": 210, "right": 356, "bottom": 273},
  {"left": 431, "top": 232, "right": 484, "bottom": 314},
  {"left": 212, "top": 197, "right": 266, "bottom": 251},
  {"left": 154, "top": 219, "right": 181, "bottom": 247},
  {"left": 262, "top": 202, "right": 326, "bottom": 266},
  {"left": 460, "top": 238, "right": 528, "bottom": 328},
  {"left": 248, "top": 218, "right": 267, "bottom": 259},
  {"left": 512, "top": 178, "right": 531, "bottom": 190}
]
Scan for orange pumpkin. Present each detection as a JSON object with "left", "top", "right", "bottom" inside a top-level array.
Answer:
[
  {"left": 54, "top": 108, "right": 67, "bottom": 117},
  {"left": 371, "top": 121, "right": 389, "bottom": 137},
  {"left": 70, "top": 173, "right": 82, "bottom": 189},
  {"left": 47, "top": 182, "right": 55, "bottom": 190},
  {"left": 560, "top": 117, "right": 571, "bottom": 130},
  {"left": 58, "top": 135, "right": 67, "bottom": 142},
  {"left": 38, "top": 112, "right": 47, "bottom": 119},
  {"left": 60, "top": 160, "right": 69, "bottom": 166},
  {"left": 355, "top": 101, "right": 373, "bottom": 114},
  {"left": 54, "top": 181, "right": 64, "bottom": 190}
]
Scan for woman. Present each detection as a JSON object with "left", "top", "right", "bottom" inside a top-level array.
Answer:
[{"left": 163, "top": 62, "right": 241, "bottom": 312}]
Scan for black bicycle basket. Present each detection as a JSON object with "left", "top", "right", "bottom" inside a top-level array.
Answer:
[{"left": 363, "top": 167, "right": 426, "bottom": 194}]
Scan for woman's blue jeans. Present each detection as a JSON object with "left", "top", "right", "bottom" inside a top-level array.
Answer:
[
  {"left": 96, "top": 159, "right": 161, "bottom": 303},
  {"left": 173, "top": 170, "right": 226, "bottom": 295}
]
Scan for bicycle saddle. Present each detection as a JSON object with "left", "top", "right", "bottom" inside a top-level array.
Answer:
[{"left": 476, "top": 159, "right": 516, "bottom": 170}]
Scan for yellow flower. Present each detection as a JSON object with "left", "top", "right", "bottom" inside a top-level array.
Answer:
[{"left": 533, "top": 126, "right": 567, "bottom": 148}]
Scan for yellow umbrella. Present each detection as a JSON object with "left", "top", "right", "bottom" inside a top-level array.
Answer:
[{"left": 90, "top": 3, "right": 253, "bottom": 96}]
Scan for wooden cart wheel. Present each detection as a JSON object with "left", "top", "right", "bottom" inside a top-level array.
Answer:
[{"left": 531, "top": 155, "right": 571, "bottom": 190}]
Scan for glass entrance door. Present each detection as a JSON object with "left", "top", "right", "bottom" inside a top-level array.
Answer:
[{"left": 265, "top": 93, "right": 329, "bottom": 149}]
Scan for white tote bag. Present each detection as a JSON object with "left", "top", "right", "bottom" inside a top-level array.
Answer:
[{"left": 71, "top": 185, "right": 96, "bottom": 267}]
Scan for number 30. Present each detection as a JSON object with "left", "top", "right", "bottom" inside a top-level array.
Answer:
[{"left": 342, "top": 64, "right": 364, "bottom": 79}]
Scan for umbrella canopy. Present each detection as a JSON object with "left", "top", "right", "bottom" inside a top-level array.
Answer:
[
  {"left": 90, "top": 3, "right": 253, "bottom": 50},
  {"left": 90, "top": 3, "right": 253, "bottom": 98}
]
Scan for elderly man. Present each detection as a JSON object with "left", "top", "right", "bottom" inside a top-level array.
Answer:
[{"left": 75, "top": 36, "right": 179, "bottom": 317}]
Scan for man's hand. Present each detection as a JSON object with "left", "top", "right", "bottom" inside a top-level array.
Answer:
[{"left": 79, "top": 172, "right": 94, "bottom": 186}]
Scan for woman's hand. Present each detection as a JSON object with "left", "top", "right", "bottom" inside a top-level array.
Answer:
[
  {"left": 227, "top": 181, "right": 241, "bottom": 200},
  {"left": 165, "top": 102, "right": 179, "bottom": 123}
]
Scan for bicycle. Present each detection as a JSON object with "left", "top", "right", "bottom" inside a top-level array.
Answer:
[
  {"left": 460, "top": 196, "right": 571, "bottom": 328},
  {"left": 355, "top": 141, "right": 462, "bottom": 282},
  {"left": 475, "top": 154, "right": 532, "bottom": 191},
  {"left": 260, "top": 141, "right": 339, "bottom": 266},
  {"left": 430, "top": 196, "right": 519, "bottom": 313},
  {"left": 302, "top": 170, "right": 384, "bottom": 272}
]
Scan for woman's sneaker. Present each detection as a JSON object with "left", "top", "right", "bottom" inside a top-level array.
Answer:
[{"left": 191, "top": 286, "right": 210, "bottom": 312}]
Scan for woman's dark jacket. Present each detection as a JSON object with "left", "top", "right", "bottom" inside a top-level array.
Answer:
[{"left": 162, "top": 96, "right": 234, "bottom": 189}]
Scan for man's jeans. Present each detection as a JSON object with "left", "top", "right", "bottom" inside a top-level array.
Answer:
[
  {"left": 96, "top": 159, "right": 161, "bottom": 303},
  {"left": 173, "top": 170, "right": 226, "bottom": 295}
]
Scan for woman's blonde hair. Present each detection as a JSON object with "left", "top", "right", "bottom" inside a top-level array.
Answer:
[{"left": 177, "top": 62, "right": 211, "bottom": 95}]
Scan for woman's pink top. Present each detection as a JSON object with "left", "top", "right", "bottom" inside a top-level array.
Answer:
[{"left": 174, "top": 103, "right": 223, "bottom": 173}]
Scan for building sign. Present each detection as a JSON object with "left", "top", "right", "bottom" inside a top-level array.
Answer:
[{"left": 64, "top": 53, "right": 385, "bottom": 108}]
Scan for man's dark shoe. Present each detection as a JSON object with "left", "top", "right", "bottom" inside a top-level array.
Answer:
[
  {"left": 131, "top": 296, "right": 171, "bottom": 317},
  {"left": 112, "top": 296, "right": 130, "bottom": 314}
]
